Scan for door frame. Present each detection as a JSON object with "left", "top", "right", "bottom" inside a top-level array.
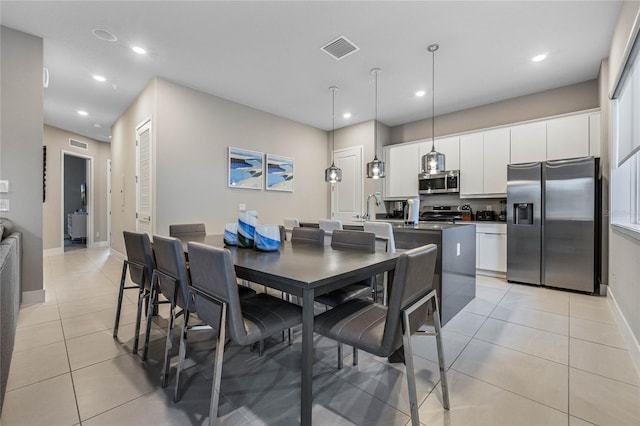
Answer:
[
  {"left": 331, "top": 145, "right": 364, "bottom": 221},
  {"left": 107, "top": 159, "right": 112, "bottom": 245},
  {"left": 60, "top": 150, "right": 94, "bottom": 248},
  {"left": 136, "top": 117, "right": 153, "bottom": 234}
]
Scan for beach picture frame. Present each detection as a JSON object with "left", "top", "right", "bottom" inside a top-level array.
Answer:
[
  {"left": 228, "top": 147, "right": 264, "bottom": 190},
  {"left": 266, "top": 153, "right": 294, "bottom": 192}
]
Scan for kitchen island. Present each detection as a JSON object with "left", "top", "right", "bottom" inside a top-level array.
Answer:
[{"left": 300, "top": 221, "right": 476, "bottom": 324}]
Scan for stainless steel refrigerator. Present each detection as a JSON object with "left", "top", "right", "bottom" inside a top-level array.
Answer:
[{"left": 507, "top": 157, "right": 600, "bottom": 293}]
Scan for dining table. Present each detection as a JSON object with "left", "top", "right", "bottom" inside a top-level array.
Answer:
[{"left": 180, "top": 234, "right": 399, "bottom": 426}]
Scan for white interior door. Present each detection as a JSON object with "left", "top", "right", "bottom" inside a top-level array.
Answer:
[
  {"left": 136, "top": 119, "right": 153, "bottom": 235},
  {"left": 331, "top": 146, "right": 363, "bottom": 222}
]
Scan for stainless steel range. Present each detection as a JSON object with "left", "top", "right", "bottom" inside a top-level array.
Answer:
[{"left": 420, "top": 205, "right": 464, "bottom": 222}]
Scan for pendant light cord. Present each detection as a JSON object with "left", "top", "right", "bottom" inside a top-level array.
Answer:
[
  {"left": 330, "top": 86, "right": 336, "bottom": 166},
  {"left": 429, "top": 44, "right": 439, "bottom": 152},
  {"left": 374, "top": 69, "right": 378, "bottom": 160}
]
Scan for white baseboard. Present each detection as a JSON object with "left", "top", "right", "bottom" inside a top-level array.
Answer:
[
  {"left": 92, "top": 241, "right": 110, "bottom": 248},
  {"left": 22, "top": 289, "right": 46, "bottom": 305},
  {"left": 607, "top": 286, "right": 640, "bottom": 378},
  {"left": 110, "top": 247, "right": 126, "bottom": 261},
  {"left": 476, "top": 269, "right": 507, "bottom": 279},
  {"left": 43, "top": 247, "right": 64, "bottom": 257}
]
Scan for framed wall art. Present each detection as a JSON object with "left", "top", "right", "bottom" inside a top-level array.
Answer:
[
  {"left": 266, "top": 153, "right": 294, "bottom": 192},
  {"left": 228, "top": 147, "right": 264, "bottom": 190}
]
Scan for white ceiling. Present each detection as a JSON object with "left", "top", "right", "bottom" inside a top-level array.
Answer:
[{"left": 1, "top": 1, "right": 621, "bottom": 143}]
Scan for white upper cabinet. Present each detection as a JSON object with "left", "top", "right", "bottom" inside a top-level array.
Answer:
[
  {"left": 460, "top": 129, "right": 509, "bottom": 197},
  {"left": 460, "top": 132, "right": 484, "bottom": 196},
  {"left": 383, "top": 143, "right": 420, "bottom": 199},
  {"left": 546, "top": 114, "right": 589, "bottom": 160},
  {"left": 589, "top": 112, "right": 601, "bottom": 158},
  {"left": 418, "top": 136, "right": 460, "bottom": 172},
  {"left": 483, "top": 128, "right": 510, "bottom": 195},
  {"left": 437, "top": 136, "right": 460, "bottom": 170},
  {"left": 510, "top": 121, "right": 546, "bottom": 164}
]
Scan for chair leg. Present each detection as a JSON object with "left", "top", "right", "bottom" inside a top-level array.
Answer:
[
  {"left": 288, "top": 328, "right": 292, "bottom": 346},
  {"left": 258, "top": 339, "right": 264, "bottom": 357},
  {"left": 161, "top": 299, "right": 176, "bottom": 388},
  {"left": 433, "top": 294, "right": 450, "bottom": 410},
  {"left": 402, "top": 309, "right": 420, "bottom": 426},
  {"left": 113, "top": 262, "right": 128, "bottom": 338},
  {"left": 132, "top": 286, "right": 145, "bottom": 354},
  {"left": 337, "top": 342, "right": 343, "bottom": 370},
  {"left": 353, "top": 347, "right": 358, "bottom": 366},
  {"left": 208, "top": 303, "right": 227, "bottom": 426},
  {"left": 142, "top": 276, "right": 158, "bottom": 361},
  {"left": 174, "top": 311, "right": 190, "bottom": 402}
]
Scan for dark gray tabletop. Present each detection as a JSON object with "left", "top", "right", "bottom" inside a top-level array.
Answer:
[{"left": 182, "top": 234, "right": 399, "bottom": 297}]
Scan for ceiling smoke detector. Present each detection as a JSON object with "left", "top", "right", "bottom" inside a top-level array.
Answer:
[{"left": 321, "top": 36, "right": 359, "bottom": 60}]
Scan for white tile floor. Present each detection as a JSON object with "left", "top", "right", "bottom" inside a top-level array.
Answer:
[{"left": 2, "top": 247, "right": 639, "bottom": 425}]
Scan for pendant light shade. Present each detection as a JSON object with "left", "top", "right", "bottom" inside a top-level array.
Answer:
[
  {"left": 366, "top": 68, "right": 385, "bottom": 179},
  {"left": 325, "top": 86, "right": 342, "bottom": 183},
  {"left": 421, "top": 43, "right": 446, "bottom": 175}
]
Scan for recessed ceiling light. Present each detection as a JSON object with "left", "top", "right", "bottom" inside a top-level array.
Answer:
[
  {"left": 92, "top": 75, "right": 107, "bottom": 82},
  {"left": 77, "top": 110, "right": 88, "bottom": 116},
  {"left": 532, "top": 54, "right": 547, "bottom": 62},
  {"left": 415, "top": 90, "right": 426, "bottom": 97},
  {"left": 92, "top": 28, "right": 118, "bottom": 42},
  {"left": 343, "top": 113, "right": 352, "bottom": 119},
  {"left": 131, "top": 46, "right": 147, "bottom": 55}
]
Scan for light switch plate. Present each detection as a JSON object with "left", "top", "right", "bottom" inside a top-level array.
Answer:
[
  {"left": 0, "top": 180, "right": 8, "bottom": 193},
  {"left": 0, "top": 199, "right": 9, "bottom": 212}
]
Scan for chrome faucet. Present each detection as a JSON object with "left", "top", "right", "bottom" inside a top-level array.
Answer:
[{"left": 364, "top": 192, "right": 382, "bottom": 221}]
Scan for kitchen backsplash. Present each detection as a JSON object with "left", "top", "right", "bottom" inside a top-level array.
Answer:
[{"left": 383, "top": 193, "right": 506, "bottom": 217}]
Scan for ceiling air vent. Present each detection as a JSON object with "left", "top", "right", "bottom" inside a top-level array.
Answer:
[
  {"left": 69, "top": 138, "right": 88, "bottom": 150},
  {"left": 321, "top": 36, "right": 359, "bottom": 60}
]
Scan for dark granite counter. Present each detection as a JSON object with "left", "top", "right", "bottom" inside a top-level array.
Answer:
[{"left": 299, "top": 220, "right": 476, "bottom": 325}]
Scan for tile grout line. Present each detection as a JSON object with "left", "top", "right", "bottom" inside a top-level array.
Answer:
[
  {"left": 567, "top": 291, "right": 571, "bottom": 426},
  {"left": 56, "top": 297, "right": 83, "bottom": 425}
]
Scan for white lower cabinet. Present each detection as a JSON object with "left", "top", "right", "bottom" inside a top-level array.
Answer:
[{"left": 475, "top": 223, "right": 507, "bottom": 275}]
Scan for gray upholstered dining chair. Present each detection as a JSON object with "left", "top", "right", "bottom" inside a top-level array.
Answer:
[
  {"left": 314, "top": 229, "right": 377, "bottom": 368},
  {"left": 174, "top": 242, "right": 303, "bottom": 420},
  {"left": 168, "top": 223, "right": 206, "bottom": 238},
  {"left": 145, "top": 235, "right": 256, "bottom": 386},
  {"left": 143, "top": 234, "right": 194, "bottom": 387},
  {"left": 114, "top": 231, "right": 161, "bottom": 355},
  {"left": 290, "top": 226, "right": 325, "bottom": 245},
  {"left": 314, "top": 244, "right": 449, "bottom": 426}
]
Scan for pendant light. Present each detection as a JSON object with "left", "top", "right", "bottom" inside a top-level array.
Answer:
[
  {"left": 324, "top": 86, "right": 342, "bottom": 183},
  {"left": 366, "top": 68, "right": 385, "bottom": 179},
  {"left": 421, "top": 44, "right": 446, "bottom": 174}
]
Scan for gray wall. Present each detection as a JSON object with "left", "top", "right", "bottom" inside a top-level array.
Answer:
[
  {"left": 0, "top": 26, "right": 43, "bottom": 298},
  {"left": 110, "top": 78, "right": 329, "bottom": 254},
  {"left": 43, "top": 125, "right": 111, "bottom": 250},
  {"left": 606, "top": 1, "right": 640, "bottom": 363},
  {"left": 63, "top": 155, "right": 86, "bottom": 235},
  {"left": 389, "top": 79, "right": 599, "bottom": 145},
  {"left": 333, "top": 119, "right": 388, "bottom": 217},
  {"left": 110, "top": 79, "right": 157, "bottom": 255}
]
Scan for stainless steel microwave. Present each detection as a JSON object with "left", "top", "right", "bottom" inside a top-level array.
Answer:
[{"left": 418, "top": 170, "right": 460, "bottom": 194}]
